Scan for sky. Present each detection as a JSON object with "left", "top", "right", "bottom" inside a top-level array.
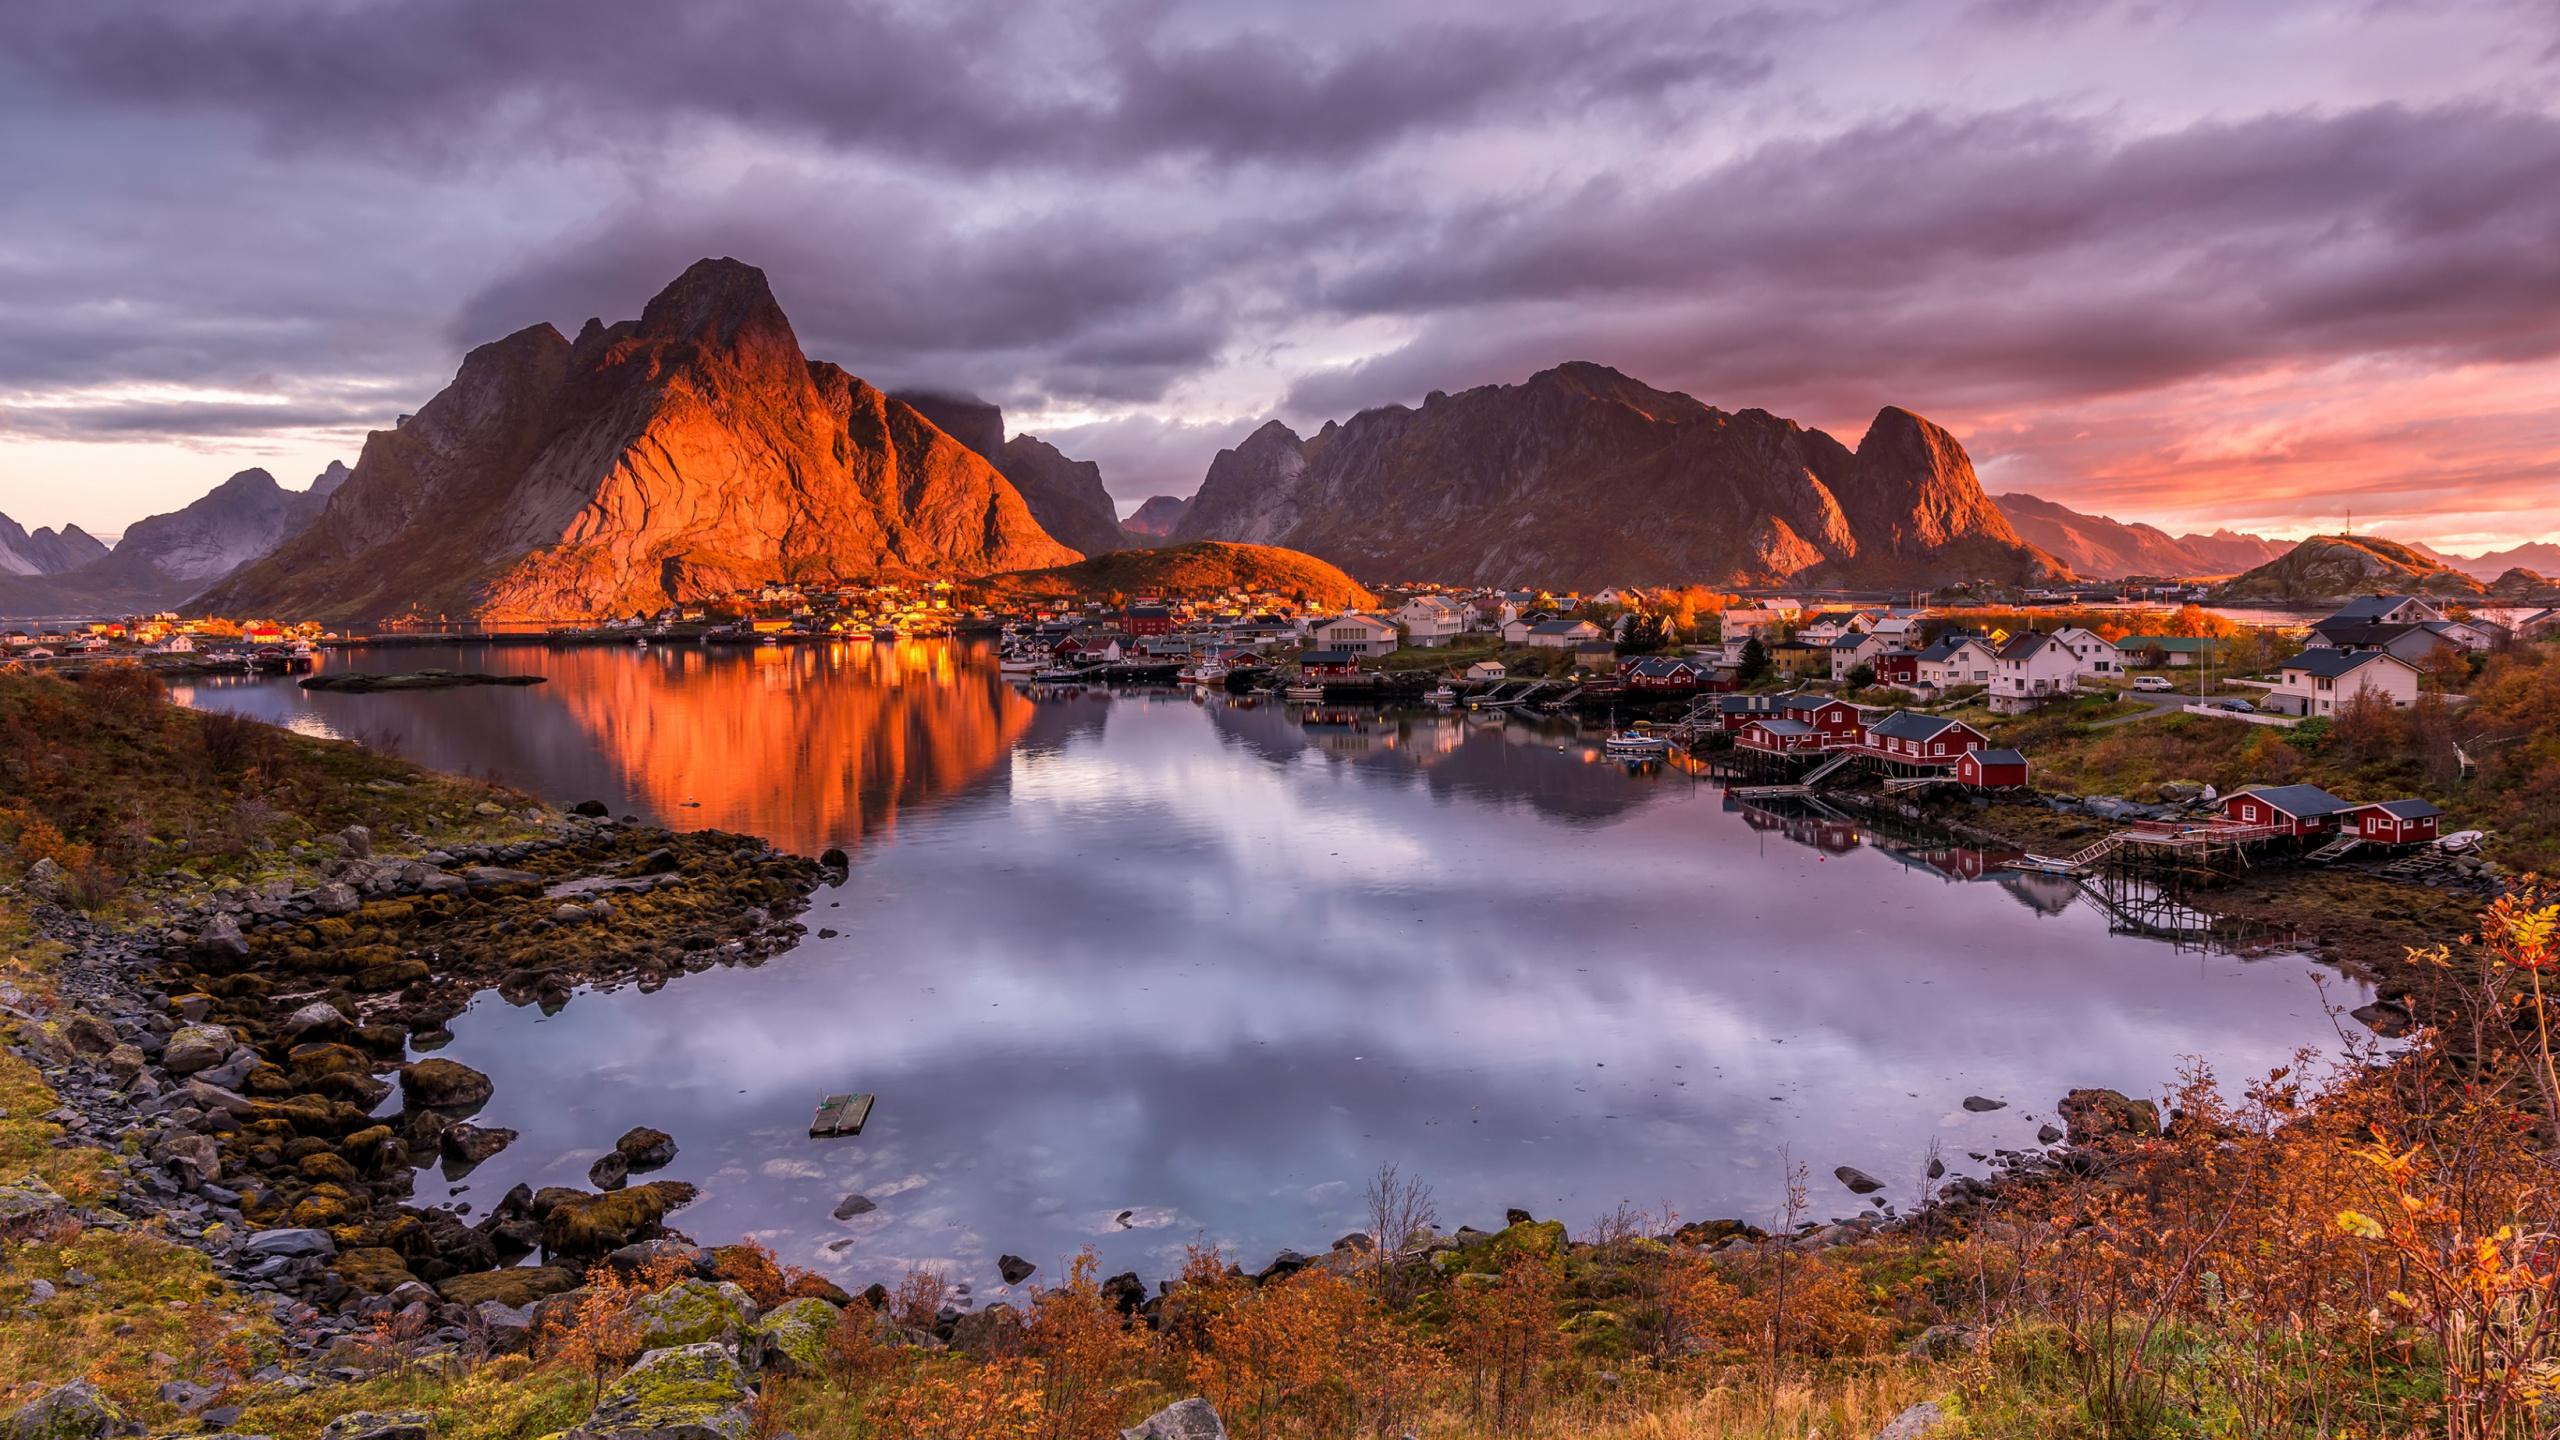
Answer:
[{"left": 2, "top": 0, "right": 2557, "bottom": 553}]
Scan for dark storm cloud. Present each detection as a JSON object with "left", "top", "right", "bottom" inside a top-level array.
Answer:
[
  {"left": 9, "top": 0, "right": 1770, "bottom": 171},
  {"left": 1285, "top": 104, "right": 2560, "bottom": 425}
]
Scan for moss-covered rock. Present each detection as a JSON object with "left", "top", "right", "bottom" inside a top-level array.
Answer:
[
  {"left": 332, "top": 1246, "right": 418, "bottom": 1294},
  {"left": 567, "top": 1343, "right": 754, "bottom": 1440},
  {"left": 544, "top": 1181, "right": 699, "bottom": 1256},
  {"left": 4, "top": 1379, "right": 125, "bottom": 1440},
  {"left": 436, "top": 1265, "right": 583, "bottom": 1307},
  {"left": 627, "top": 1279, "right": 761, "bottom": 1353},
  {"left": 751, "top": 1296, "right": 842, "bottom": 1374}
]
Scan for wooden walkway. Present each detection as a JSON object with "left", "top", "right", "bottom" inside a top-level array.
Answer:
[{"left": 2004, "top": 820, "right": 2293, "bottom": 876}]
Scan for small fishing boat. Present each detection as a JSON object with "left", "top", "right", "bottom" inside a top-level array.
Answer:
[
  {"left": 1033, "top": 665, "right": 1090, "bottom": 682},
  {"left": 998, "top": 652, "right": 1041, "bottom": 676},
  {"left": 1603, "top": 726, "right": 1669, "bottom": 760},
  {"left": 872, "top": 626, "right": 899, "bottom": 641},
  {"left": 1282, "top": 681, "right": 1326, "bottom": 702},
  {"left": 1426, "top": 683, "right": 1458, "bottom": 707}
]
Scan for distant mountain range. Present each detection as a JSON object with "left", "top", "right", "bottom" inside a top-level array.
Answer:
[
  {"left": 891, "top": 392, "right": 1133, "bottom": 560},
  {"left": 1122, "top": 495, "right": 1189, "bottom": 539},
  {"left": 1988, "top": 493, "right": 2293, "bottom": 579},
  {"left": 1170, "top": 362, "right": 2055, "bottom": 590},
  {"left": 2213, "top": 535, "right": 2492, "bottom": 603},
  {"left": 0, "top": 464, "right": 343, "bottom": 616},
  {"left": 201, "top": 259, "right": 1077, "bottom": 623}
]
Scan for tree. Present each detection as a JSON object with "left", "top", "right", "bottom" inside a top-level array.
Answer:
[
  {"left": 1845, "top": 664, "right": 1875, "bottom": 690},
  {"left": 1617, "top": 614, "right": 1668, "bottom": 655},
  {"left": 1737, "top": 637, "right": 1770, "bottom": 684}
]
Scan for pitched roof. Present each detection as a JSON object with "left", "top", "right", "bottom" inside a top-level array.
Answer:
[
  {"left": 2281, "top": 648, "right": 2408, "bottom": 679},
  {"left": 1299, "top": 649, "right": 1363, "bottom": 665},
  {"left": 1745, "top": 717, "right": 1816, "bottom": 735},
  {"left": 1867, "top": 711, "right": 1962, "bottom": 742},
  {"left": 2357, "top": 797, "right": 2445, "bottom": 820},
  {"left": 1827, "top": 633, "right": 1875, "bottom": 649},
  {"left": 1967, "top": 748, "right": 2027, "bottom": 766},
  {"left": 2232, "top": 783, "right": 2352, "bottom": 818},
  {"left": 2324, "top": 594, "right": 2430, "bottom": 622},
  {"left": 1528, "top": 618, "right": 1596, "bottom": 635},
  {"left": 2116, "top": 634, "right": 2212, "bottom": 651},
  {"left": 1913, "top": 637, "right": 1978, "bottom": 662},
  {"left": 1996, "top": 631, "right": 2063, "bottom": 660}
]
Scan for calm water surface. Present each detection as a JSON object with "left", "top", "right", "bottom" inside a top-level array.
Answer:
[{"left": 172, "top": 642, "right": 2367, "bottom": 1298}]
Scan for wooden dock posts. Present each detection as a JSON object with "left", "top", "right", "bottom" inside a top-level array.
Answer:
[{"left": 810, "top": 1093, "right": 874, "bottom": 1137}]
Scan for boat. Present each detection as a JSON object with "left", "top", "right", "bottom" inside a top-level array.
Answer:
[
  {"left": 998, "top": 652, "right": 1042, "bottom": 676},
  {"left": 635, "top": 636, "right": 649, "bottom": 648},
  {"left": 872, "top": 626, "right": 899, "bottom": 641},
  {"left": 1033, "top": 666, "right": 1091, "bottom": 682},
  {"left": 1282, "top": 682, "right": 1326, "bottom": 702},
  {"left": 1604, "top": 726, "right": 1670, "bottom": 760},
  {"left": 1426, "top": 683, "right": 1458, "bottom": 707}
]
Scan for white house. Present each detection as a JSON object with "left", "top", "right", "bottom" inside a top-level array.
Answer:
[
  {"left": 1987, "top": 632, "right": 2082, "bottom": 713},
  {"left": 1505, "top": 618, "right": 1606, "bottom": 648},
  {"left": 1827, "top": 631, "right": 1887, "bottom": 679},
  {"left": 1720, "top": 608, "right": 1792, "bottom": 642},
  {"left": 1393, "top": 596, "right": 1469, "bottom": 647},
  {"left": 2262, "top": 649, "right": 2423, "bottom": 718},
  {"left": 1913, "top": 635, "right": 1997, "bottom": 690},
  {"left": 1465, "top": 659, "right": 1509, "bottom": 681},
  {"left": 2047, "top": 627, "right": 2121, "bottom": 679},
  {"left": 1311, "top": 613, "right": 1400, "bottom": 656}
]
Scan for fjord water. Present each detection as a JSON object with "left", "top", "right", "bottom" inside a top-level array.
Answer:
[{"left": 172, "top": 643, "right": 2364, "bottom": 1297}]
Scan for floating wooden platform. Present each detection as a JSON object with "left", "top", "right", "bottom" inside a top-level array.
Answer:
[
  {"left": 1730, "top": 784, "right": 1811, "bottom": 799},
  {"left": 810, "top": 1093, "right": 874, "bottom": 1137}
]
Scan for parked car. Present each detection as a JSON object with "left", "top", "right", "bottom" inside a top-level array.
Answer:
[
  {"left": 2211, "top": 697, "right": 2257, "bottom": 713},
  {"left": 2132, "top": 675, "right": 2174, "bottom": 692}
]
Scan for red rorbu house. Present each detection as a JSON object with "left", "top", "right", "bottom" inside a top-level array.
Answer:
[
  {"left": 1121, "top": 606, "right": 1175, "bottom": 637},
  {"left": 1856, "top": 712, "right": 1990, "bottom": 767},
  {"left": 1735, "top": 717, "right": 1824, "bottom": 754},
  {"left": 2340, "top": 798, "right": 2444, "bottom": 845},
  {"left": 2220, "top": 784, "right": 2351, "bottom": 837},
  {"left": 1955, "top": 747, "right": 2029, "bottom": 788},
  {"left": 1619, "top": 656, "right": 1712, "bottom": 691},
  {"left": 1299, "top": 649, "right": 1365, "bottom": 678},
  {"left": 1870, "top": 649, "right": 1920, "bottom": 687},
  {"left": 1779, "top": 695, "right": 1866, "bottom": 746},
  {"left": 1715, "top": 691, "right": 1799, "bottom": 731}
]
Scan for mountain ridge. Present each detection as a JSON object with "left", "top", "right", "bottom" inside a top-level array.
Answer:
[
  {"left": 1170, "top": 362, "right": 2060, "bottom": 589},
  {"left": 196, "top": 258, "right": 1078, "bottom": 623},
  {"left": 1991, "top": 492, "right": 2294, "bottom": 578}
]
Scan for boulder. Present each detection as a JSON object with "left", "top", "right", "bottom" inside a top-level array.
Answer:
[
  {"left": 606, "top": 1240, "right": 709, "bottom": 1279},
  {"left": 1961, "top": 1096, "right": 2007, "bottom": 1112},
  {"left": 314, "top": 884, "right": 361, "bottom": 917},
  {"left": 1875, "top": 1401, "right": 1948, "bottom": 1440},
  {"left": 337, "top": 825, "right": 375, "bottom": 860},
  {"left": 786, "top": 1274, "right": 854, "bottom": 1307},
  {"left": 192, "top": 914, "right": 249, "bottom": 961},
  {"left": 1834, "top": 1167, "right": 1885, "bottom": 1195},
  {"left": 104, "top": 1044, "right": 146, "bottom": 1082},
  {"left": 63, "top": 1013, "right": 117, "bottom": 1055},
  {"left": 463, "top": 867, "right": 543, "bottom": 892},
  {"left": 626, "top": 1279, "right": 762, "bottom": 1352},
  {"left": 2057, "top": 1088, "right": 2161, "bottom": 1147},
  {"left": 179, "top": 1079, "right": 256, "bottom": 1116},
  {"left": 332, "top": 1247, "right": 418, "bottom": 1295},
  {"left": 242, "top": 1227, "right": 337, "bottom": 1259},
  {"left": 282, "top": 1002, "right": 350, "bottom": 1037},
  {"left": 589, "top": 1151, "right": 630, "bottom": 1191},
  {"left": 616, "top": 1127, "right": 678, "bottom": 1170},
  {"left": 2038, "top": 1124, "right": 2065, "bottom": 1145},
  {"left": 752, "top": 1295, "right": 844, "bottom": 1374},
  {"left": 544, "top": 1181, "right": 700, "bottom": 1256},
  {"left": 23, "top": 857, "right": 67, "bottom": 899},
  {"left": 474, "top": 1300, "right": 538, "bottom": 1354},
  {"left": 997, "top": 1254, "right": 1036, "bottom": 1285},
  {"left": 158, "top": 1133, "right": 222, "bottom": 1187},
  {"left": 162, "top": 1024, "right": 235, "bottom": 1075},
  {"left": 435, "top": 1266, "right": 581, "bottom": 1308},
  {"left": 4, "top": 1379, "right": 124, "bottom": 1440},
  {"left": 831, "top": 1194, "right": 875, "bottom": 1220},
  {"left": 566, "top": 1343, "right": 754, "bottom": 1440},
  {"left": 152, "top": 1381, "right": 213, "bottom": 1414},
  {"left": 440, "top": 1124, "right": 516, "bottom": 1166},
  {"left": 317, "top": 1414, "right": 428, "bottom": 1440},
  {"left": 400, "top": 1059, "right": 493, "bottom": 1109},
  {"left": 1121, "top": 1398, "right": 1226, "bottom": 1440},
  {"left": 948, "top": 1302, "right": 1023, "bottom": 1359},
  {"left": 0, "top": 1175, "right": 69, "bottom": 1229}
]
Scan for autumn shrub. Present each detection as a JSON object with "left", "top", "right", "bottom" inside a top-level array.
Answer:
[
  {"left": 1025, "top": 1251, "right": 1152, "bottom": 1440},
  {"left": 1445, "top": 1251, "right": 1566, "bottom": 1432},
  {"left": 887, "top": 1269, "right": 952, "bottom": 1329}
]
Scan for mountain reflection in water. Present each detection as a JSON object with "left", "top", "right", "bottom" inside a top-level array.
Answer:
[{"left": 169, "top": 644, "right": 2365, "bottom": 1298}]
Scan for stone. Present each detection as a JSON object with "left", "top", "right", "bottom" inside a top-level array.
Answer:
[
  {"left": 197, "top": 1048, "right": 261, "bottom": 1091},
  {"left": 947, "top": 1302, "right": 1023, "bottom": 1359},
  {"left": 440, "top": 1124, "right": 516, "bottom": 1166},
  {"left": 566, "top": 1342, "right": 754, "bottom": 1440},
  {"left": 1834, "top": 1166, "right": 1885, "bottom": 1195},
  {"left": 437, "top": 1266, "right": 582, "bottom": 1308},
  {"left": 997, "top": 1254, "right": 1036, "bottom": 1285},
  {"left": 162, "top": 1024, "right": 235, "bottom": 1075},
  {"left": 752, "top": 1295, "right": 844, "bottom": 1374},
  {"left": 4, "top": 1379, "right": 124, "bottom": 1440},
  {"left": 572, "top": 800, "right": 610, "bottom": 817},
  {"left": 606, "top": 1239, "right": 708, "bottom": 1279},
  {"left": 544, "top": 1181, "right": 700, "bottom": 1256},
  {"left": 282, "top": 1002, "right": 350, "bottom": 1037},
  {"left": 159, "top": 1133, "right": 222, "bottom": 1187},
  {"left": 474, "top": 1300, "right": 538, "bottom": 1353},
  {"left": 1120, "top": 1398, "right": 1226, "bottom": 1440},
  {"left": 318, "top": 1412, "right": 430, "bottom": 1440},
  {"left": 831, "top": 1194, "right": 875, "bottom": 1220},
  {"left": 104, "top": 1044, "right": 146, "bottom": 1082},
  {"left": 63, "top": 1013, "right": 117, "bottom": 1055},
  {"left": 0, "top": 1175, "right": 69, "bottom": 1228},
  {"left": 463, "top": 867, "right": 543, "bottom": 891},
  {"left": 337, "top": 825, "right": 374, "bottom": 860},
  {"left": 1875, "top": 1400, "right": 1948, "bottom": 1440},
  {"left": 23, "top": 857, "right": 67, "bottom": 898},
  {"left": 2038, "top": 1124, "right": 2065, "bottom": 1145},
  {"left": 193, "top": 913, "right": 249, "bottom": 960},
  {"left": 616, "top": 1127, "right": 678, "bottom": 1170},
  {"left": 2057, "top": 1088, "right": 2162, "bottom": 1147},
  {"left": 626, "top": 1279, "right": 761, "bottom": 1352},
  {"left": 588, "top": 1151, "right": 630, "bottom": 1190},
  {"left": 1961, "top": 1096, "right": 2007, "bottom": 1112},
  {"left": 400, "top": 1058, "right": 493, "bottom": 1109},
  {"left": 332, "top": 1247, "right": 419, "bottom": 1295},
  {"left": 178, "top": 1079, "right": 256, "bottom": 1116},
  {"left": 242, "top": 1227, "right": 337, "bottom": 1258},
  {"left": 152, "top": 1381, "right": 214, "bottom": 1413}
]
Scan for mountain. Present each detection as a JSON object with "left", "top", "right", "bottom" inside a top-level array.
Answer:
[
  {"left": 1992, "top": 493, "right": 2293, "bottom": 578},
  {"left": 198, "top": 259, "right": 1079, "bottom": 623},
  {"left": 1123, "top": 495, "right": 1189, "bottom": 538},
  {"left": 891, "top": 392, "right": 1130, "bottom": 559},
  {"left": 962, "top": 541, "right": 1375, "bottom": 611},
  {"left": 1167, "top": 363, "right": 2060, "bottom": 590},
  {"left": 0, "top": 466, "right": 342, "bottom": 617},
  {"left": 2213, "top": 535, "right": 2486, "bottom": 603},
  {"left": 2437, "top": 541, "right": 2560, "bottom": 582},
  {"left": 0, "top": 515, "right": 109, "bottom": 576}
]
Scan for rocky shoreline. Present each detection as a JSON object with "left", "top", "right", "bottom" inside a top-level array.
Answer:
[{"left": 5, "top": 809, "right": 836, "bottom": 1392}]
